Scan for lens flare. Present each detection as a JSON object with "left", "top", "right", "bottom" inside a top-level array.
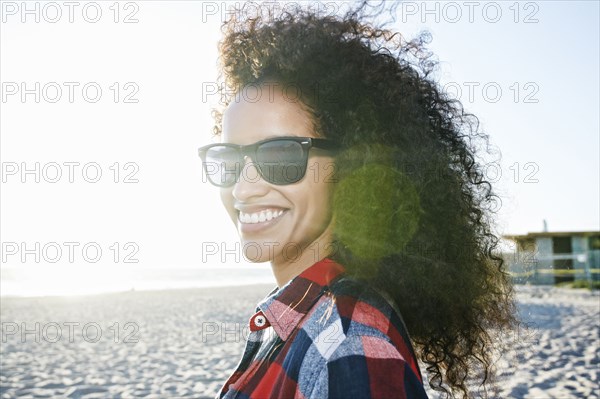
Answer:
[{"left": 333, "top": 163, "right": 422, "bottom": 262}]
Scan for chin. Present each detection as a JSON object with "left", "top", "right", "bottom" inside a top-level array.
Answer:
[
  {"left": 240, "top": 240, "right": 275, "bottom": 263},
  {"left": 242, "top": 251, "right": 272, "bottom": 263}
]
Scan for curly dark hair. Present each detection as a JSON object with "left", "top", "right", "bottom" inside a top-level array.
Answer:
[{"left": 212, "top": 2, "right": 516, "bottom": 397}]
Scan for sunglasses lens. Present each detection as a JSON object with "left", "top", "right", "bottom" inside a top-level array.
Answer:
[
  {"left": 204, "top": 146, "right": 240, "bottom": 186},
  {"left": 257, "top": 140, "right": 306, "bottom": 184},
  {"left": 200, "top": 139, "right": 313, "bottom": 187}
]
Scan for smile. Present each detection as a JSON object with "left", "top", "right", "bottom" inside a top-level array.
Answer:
[{"left": 239, "top": 209, "right": 286, "bottom": 224}]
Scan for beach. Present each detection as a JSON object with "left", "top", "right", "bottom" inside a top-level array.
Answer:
[
  {"left": 492, "top": 286, "right": 599, "bottom": 399},
  {"left": 1, "top": 284, "right": 598, "bottom": 398}
]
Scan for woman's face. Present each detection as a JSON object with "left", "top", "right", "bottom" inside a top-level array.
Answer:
[{"left": 220, "top": 84, "right": 336, "bottom": 266}]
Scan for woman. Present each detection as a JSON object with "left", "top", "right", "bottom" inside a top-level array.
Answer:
[{"left": 199, "top": 2, "right": 516, "bottom": 398}]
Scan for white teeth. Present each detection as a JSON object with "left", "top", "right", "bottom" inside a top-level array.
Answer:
[{"left": 239, "top": 209, "right": 284, "bottom": 224}]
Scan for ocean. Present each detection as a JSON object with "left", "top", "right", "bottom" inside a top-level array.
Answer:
[{"left": 0, "top": 265, "right": 275, "bottom": 297}]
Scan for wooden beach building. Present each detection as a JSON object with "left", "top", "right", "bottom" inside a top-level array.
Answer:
[{"left": 502, "top": 231, "right": 600, "bottom": 285}]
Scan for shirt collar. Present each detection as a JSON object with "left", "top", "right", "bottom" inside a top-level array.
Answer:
[{"left": 255, "top": 257, "right": 345, "bottom": 341}]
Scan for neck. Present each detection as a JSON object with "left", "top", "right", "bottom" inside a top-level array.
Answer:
[{"left": 270, "top": 224, "right": 334, "bottom": 288}]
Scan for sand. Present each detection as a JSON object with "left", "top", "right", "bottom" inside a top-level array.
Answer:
[
  {"left": 1, "top": 284, "right": 598, "bottom": 398},
  {"left": 491, "top": 286, "right": 599, "bottom": 399}
]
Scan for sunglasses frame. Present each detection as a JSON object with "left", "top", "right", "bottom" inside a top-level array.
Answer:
[{"left": 198, "top": 136, "right": 340, "bottom": 187}]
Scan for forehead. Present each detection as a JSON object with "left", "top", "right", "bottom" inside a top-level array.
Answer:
[{"left": 222, "top": 83, "right": 315, "bottom": 145}]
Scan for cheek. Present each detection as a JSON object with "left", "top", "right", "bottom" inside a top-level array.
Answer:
[
  {"left": 298, "top": 164, "right": 336, "bottom": 224},
  {"left": 311, "top": 158, "right": 336, "bottom": 202},
  {"left": 312, "top": 183, "right": 335, "bottom": 222},
  {"left": 219, "top": 188, "right": 237, "bottom": 223}
]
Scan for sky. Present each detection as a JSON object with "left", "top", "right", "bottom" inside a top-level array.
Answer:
[{"left": 1, "top": 1, "right": 599, "bottom": 283}]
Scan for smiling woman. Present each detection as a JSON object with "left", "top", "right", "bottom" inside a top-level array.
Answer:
[
  {"left": 199, "top": 2, "right": 516, "bottom": 398},
  {"left": 214, "top": 85, "right": 339, "bottom": 285}
]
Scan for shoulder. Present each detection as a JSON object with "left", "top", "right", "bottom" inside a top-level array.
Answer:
[
  {"left": 299, "top": 276, "right": 415, "bottom": 353},
  {"left": 300, "top": 278, "right": 428, "bottom": 398},
  {"left": 328, "top": 277, "right": 415, "bottom": 355}
]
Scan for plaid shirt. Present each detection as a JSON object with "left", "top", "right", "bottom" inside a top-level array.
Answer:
[{"left": 218, "top": 258, "right": 428, "bottom": 399}]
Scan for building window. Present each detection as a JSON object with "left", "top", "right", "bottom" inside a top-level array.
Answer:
[
  {"left": 552, "top": 236, "right": 573, "bottom": 283},
  {"left": 552, "top": 236, "right": 572, "bottom": 254},
  {"left": 589, "top": 235, "right": 600, "bottom": 250}
]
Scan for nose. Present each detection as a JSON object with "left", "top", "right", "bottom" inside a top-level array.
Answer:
[{"left": 232, "top": 156, "right": 269, "bottom": 201}]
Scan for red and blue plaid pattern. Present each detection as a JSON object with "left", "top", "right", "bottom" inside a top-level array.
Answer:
[{"left": 218, "top": 258, "right": 428, "bottom": 398}]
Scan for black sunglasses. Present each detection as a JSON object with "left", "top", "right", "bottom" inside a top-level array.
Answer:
[{"left": 198, "top": 136, "right": 340, "bottom": 187}]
